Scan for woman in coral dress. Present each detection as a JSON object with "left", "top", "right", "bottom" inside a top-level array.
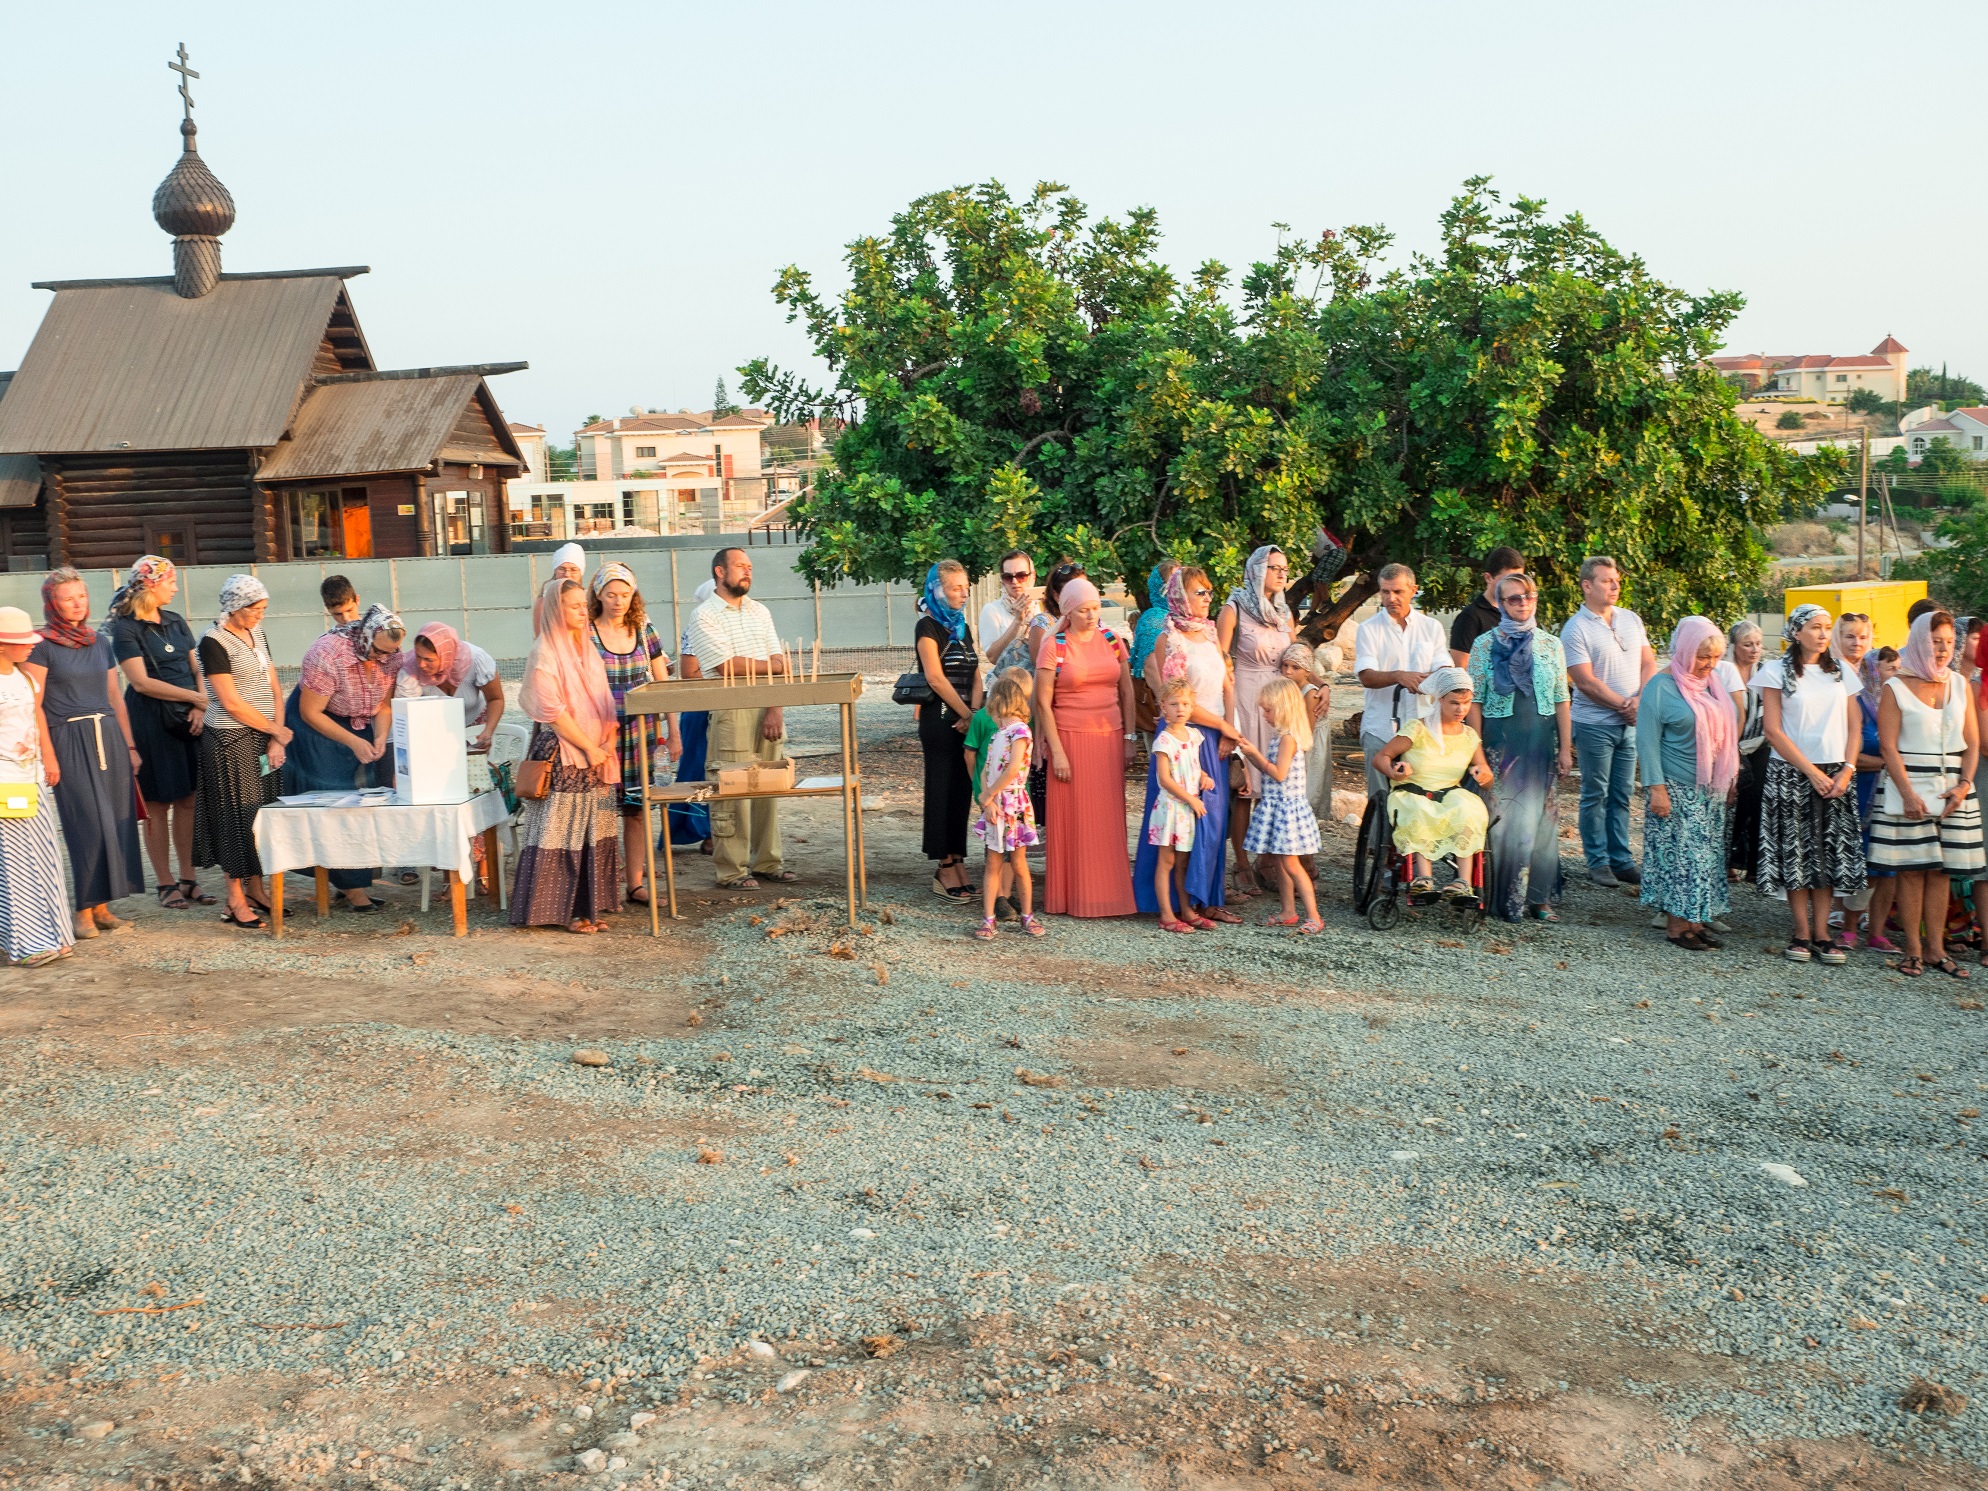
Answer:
[{"left": 1034, "top": 578, "right": 1138, "bottom": 917}]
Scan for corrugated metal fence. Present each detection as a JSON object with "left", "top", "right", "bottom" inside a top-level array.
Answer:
[{"left": 0, "top": 537, "right": 924, "bottom": 663}]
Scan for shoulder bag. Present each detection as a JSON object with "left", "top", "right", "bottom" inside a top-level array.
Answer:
[
  {"left": 131, "top": 620, "right": 196, "bottom": 740},
  {"left": 892, "top": 671, "right": 935, "bottom": 707}
]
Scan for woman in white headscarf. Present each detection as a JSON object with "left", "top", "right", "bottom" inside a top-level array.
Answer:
[
  {"left": 1214, "top": 544, "right": 1296, "bottom": 895},
  {"left": 192, "top": 575, "right": 290, "bottom": 929}
]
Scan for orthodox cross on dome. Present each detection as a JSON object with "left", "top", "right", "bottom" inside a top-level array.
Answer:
[{"left": 168, "top": 43, "right": 198, "bottom": 122}]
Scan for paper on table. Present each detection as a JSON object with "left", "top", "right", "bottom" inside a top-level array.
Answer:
[
  {"left": 796, "top": 775, "right": 846, "bottom": 791},
  {"left": 273, "top": 788, "right": 398, "bottom": 808}
]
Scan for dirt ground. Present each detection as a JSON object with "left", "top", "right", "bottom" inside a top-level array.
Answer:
[{"left": 1, "top": 730, "right": 1982, "bottom": 1490}]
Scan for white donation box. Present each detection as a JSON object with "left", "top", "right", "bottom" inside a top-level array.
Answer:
[{"left": 391, "top": 695, "right": 469, "bottom": 804}]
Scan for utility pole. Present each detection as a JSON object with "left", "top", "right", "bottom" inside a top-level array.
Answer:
[{"left": 1857, "top": 427, "right": 1869, "bottom": 579}]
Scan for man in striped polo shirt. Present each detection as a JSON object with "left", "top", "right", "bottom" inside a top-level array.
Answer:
[{"left": 688, "top": 547, "right": 794, "bottom": 888}]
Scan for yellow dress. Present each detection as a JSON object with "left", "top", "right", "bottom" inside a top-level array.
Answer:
[{"left": 1387, "top": 718, "right": 1490, "bottom": 859}]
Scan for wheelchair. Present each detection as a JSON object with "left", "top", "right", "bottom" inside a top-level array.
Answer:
[{"left": 1351, "top": 782, "right": 1498, "bottom": 933}]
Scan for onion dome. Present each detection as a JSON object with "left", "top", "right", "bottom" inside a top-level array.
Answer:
[{"left": 152, "top": 118, "right": 235, "bottom": 238}]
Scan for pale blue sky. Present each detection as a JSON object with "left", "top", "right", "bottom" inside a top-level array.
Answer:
[{"left": 6, "top": 2, "right": 1979, "bottom": 441}]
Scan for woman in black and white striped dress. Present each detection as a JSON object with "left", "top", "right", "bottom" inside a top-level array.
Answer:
[
  {"left": 192, "top": 576, "right": 292, "bottom": 931},
  {"left": 1869, "top": 610, "right": 1983, "bottom": 978},
  {"left": 0, "top": 606, "right": 72, "bottom": 966}
]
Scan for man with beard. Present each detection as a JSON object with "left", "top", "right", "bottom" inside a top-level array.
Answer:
[{"left": 688, "top": 547, "right": 794, "bottom": 888}]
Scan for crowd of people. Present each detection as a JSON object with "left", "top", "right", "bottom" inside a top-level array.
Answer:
[
  {"left": 0, "top": 541, "right": 812, "bottom": 963},
  {"left": 4, "top": 540, "right": 1985, "bottom": 977},
  {"left": 916, "top": 545, "right": 1988, "bottom": 972}
]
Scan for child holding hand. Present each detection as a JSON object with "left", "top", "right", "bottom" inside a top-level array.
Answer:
[
  {"left": 965, "top": 666, "right": 1032, "bottom": 922},
  {"left": 1235, "top": 678, "right": 1324, "bottom": 932},
  {"left": 970, "top": 672, "right": 1044, "bottom": 940},
  {"left": 1144, "top": 680, "right": 1210, "bottom": 932}
]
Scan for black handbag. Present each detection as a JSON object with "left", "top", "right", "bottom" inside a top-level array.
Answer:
[
  {"left": 892, "top": 670, "right": 936, "bottom": 707},
  {"left": 132, "top": 621, "right": 197, "bottom": 739}
]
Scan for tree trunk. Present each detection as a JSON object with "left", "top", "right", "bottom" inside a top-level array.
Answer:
[{"left": 1300, "top": 569, "right": 1378, "bottom": 646}]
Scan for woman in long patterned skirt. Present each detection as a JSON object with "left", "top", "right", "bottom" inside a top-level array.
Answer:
[
  {"left": 189, "top": 577, "right": 290, "bottom": 930},
  {"left": 588, "top": 562, "right": 672, "bottom": 906},
  {"left": 1637, "top": 618, "right": 1737, "bottom": 952},
  {"left": 0, "top": 607, "right": 73, "bottom": 966},
  {"left": 512, "top": 577, "right": 623, "bottom": 933}
]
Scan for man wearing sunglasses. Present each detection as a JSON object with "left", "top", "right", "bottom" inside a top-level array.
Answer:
[{"left": 979, "top": 550, "right": 1039, "bottom": 675}]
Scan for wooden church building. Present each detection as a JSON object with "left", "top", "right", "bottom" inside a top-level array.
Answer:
[{"left": 0, "top": 65, "right": 526, "bottom": 570}]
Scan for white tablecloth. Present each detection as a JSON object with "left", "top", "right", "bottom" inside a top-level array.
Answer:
[{"left": 254, "top": 791, "right": 513, "bottom": 881}]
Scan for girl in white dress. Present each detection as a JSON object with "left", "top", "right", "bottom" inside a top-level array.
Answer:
[{"left": 1144, "top": 681, "right": 1207, "bottom": 932}]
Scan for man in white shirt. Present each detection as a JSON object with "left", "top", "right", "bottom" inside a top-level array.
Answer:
[
  {"left": 689, "top": 547, "right": 792, "bottom": 889},
  {"left": 1559, "top": 555, "right": 1658, "bottom": 888},
  {"left": 1354, "top": 564, "right": 1449, "bottom": 795},
  {"left": 978, "top": 549, "right": 1037, "bottom": 674}
]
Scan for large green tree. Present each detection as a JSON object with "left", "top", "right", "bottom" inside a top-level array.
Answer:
[{"left": 743, "top": 178, "right": 1839, "bottom": 632}]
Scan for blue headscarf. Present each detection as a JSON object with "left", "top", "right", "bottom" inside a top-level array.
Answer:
[
  {"left": 1489, "top": 578, "right": 1537, "bottom": 700},
  {"left": 1130, "top": 561, "right": 1177, "bottom": 678},
  {"left": 919, "top": 563, "right": 967, "bottom": 645}
]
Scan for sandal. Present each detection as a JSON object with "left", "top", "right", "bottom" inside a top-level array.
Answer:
[
  {"left": 1897, "top": 956, "right": 1923, "bottom": 978},
  {"left": 1695, "top": 929, "right": 1725, "bottom": 950},
  {"left": 1781, "top": 943, "right": 1812, "bottom": 963},
  {"left": 719, "top": 877, "right": 760, "bottom": 891},
  {"left": 1526, "top": 904, "right": 1561, "bottom": 922},
  {"left": 1158, "top": 918, "right": 1197, "bottom": 934},
  {"left": 14, "top": 948, "right": 68, "bottom": 968},
  {"left": 1263, "top": 912, "right": 1300, "bottom": 927},
  {"left": 1814, "top": 939, "right": 1847, "bottom": 966},
  {"left": 397, "top": 871, "right": 421, "bottom": 887},
  {"left": 972, "top": 917, "right": 998, "bottom": 942},
  {"left": 1931, "top": 956, "right": 1971, "bottom": 980},
  {"left": 1021, "top": 913, "right": 1046, "bottom": 937},
  {"left": 765, "top": 870, "right": 800, "bottom": 883},
  {"left": 1867, "top": 933, "right": 1898, "bottom": 952},
  {"left": 220, "top": 909, "right": 266, "bottom": 930},
  {"left": 177, "top": 879, "right": 216, "bottom": 906},
  {"left": 1184, "top": 913, "right": 1220, "bottom": 931},
  {"left": 156, "top": 882, "right": 191, "bottom": 910},
  {"left": 1198, "top": 905, "right": 1243, "bottom": 924},
  {"left": 1298, "top": 916, "right": 1324, "bottom": 934},
  {"left": 627, "top": 885, "right": 652, "bottom": 905},
  {"left": 1406, "top": 877, "right": 1435, "bottom": 897},
  {"left": 1667, "top": 931, "right": 1708, "bottom": 951},
  {"left": 566, "top": 919, "right": 600, "bottom": 935}
]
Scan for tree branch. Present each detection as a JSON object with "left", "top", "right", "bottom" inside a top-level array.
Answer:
[{"left": 1015, "top": 417, "right": 1077, "bottom": 464}]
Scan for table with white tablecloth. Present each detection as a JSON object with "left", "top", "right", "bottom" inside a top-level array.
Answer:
[{"left": 252, "top": 790, "right": 514, "bottom": 937}]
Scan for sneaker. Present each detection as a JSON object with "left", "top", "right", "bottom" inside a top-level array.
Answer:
[
  {"left": 1587, "top": 866, "right": 1621, "bottom": 889},
  {"left": 1612, "top": 865, "right": 1643, "bottom": 887},
  {"left": 993, "top": 896, "right": 1020, "bottom": 923}
]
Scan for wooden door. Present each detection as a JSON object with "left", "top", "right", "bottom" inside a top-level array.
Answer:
[{"left": 340, "top": 488, "right": 374, "bottom": 558}]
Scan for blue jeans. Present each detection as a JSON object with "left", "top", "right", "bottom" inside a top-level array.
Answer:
[{"left": 1572, "top": 718, "right": 1635, "bottom": 873}]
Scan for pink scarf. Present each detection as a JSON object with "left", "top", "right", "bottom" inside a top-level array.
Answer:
[
  {"left": 403, "top": 622, "right": 475, "bottom": 692},
  {"left": 1669, "top": 615, "right": 1737, "bottom": 792},
  {"left": 520, "top": 578, "right": 616, "bottom": 769}
]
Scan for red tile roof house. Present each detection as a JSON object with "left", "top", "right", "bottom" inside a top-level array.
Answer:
[
  {"left": 1900, "top": 405, "right": 1988, "bottom": 460},
  {"left": 1709, "top": 336, "right": 1908, "bottom": 403}
]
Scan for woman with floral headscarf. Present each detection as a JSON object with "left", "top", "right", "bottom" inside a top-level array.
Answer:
[
  {"left": 1753, "top": 602, "right": 1867, "bottom": 963},
  {"left": 284, "top": 602, "right": 406, "bottom": 912},
  {"left": 25, "top": 569, "right": 145, "bottom": 941},
  {"left": 1215, "top": 545, "right": 1297, "bottom": 896},
  {"left": 915, "top": 560, "right": 983, "bottom": 899},
  {"left": 1636, "top": 617, "right": 1737, "bottom": 951},
  {"left": 1135, "top": 565, "right": 1242, "bottom": 923},
  {"left": 512, "top": 576, "right": 622, "bottom": 932},
  {"left": 590, "top": 561, "right": 673, "bottom": 906},
  {"left": 108, "top": 555, "right": 211, "bottom": 909},
  {"left": 193, "top": 575, "right": 290, "bottom": 930},
  {"left": 1870, "top": 610, "right": 1983, "bottom": 976}
]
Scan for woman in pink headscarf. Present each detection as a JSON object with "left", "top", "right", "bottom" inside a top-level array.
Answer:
[
  {"left": 394, "top": 622, "right": 506, "bottom": 753},
  {"left": 1635, "top": 616, "right": 1738, "bottom": 952},
  {"left": 1034, "top": 576, "right": 1137, "bottom": 918},
  {"left": 509, "top": 578, "right": 622, "bottom": 933},
  {"left": 1870, "top": 609, "right": 1983, "bottom": 976}
]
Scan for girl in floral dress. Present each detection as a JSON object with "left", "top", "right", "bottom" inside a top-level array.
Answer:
[{"left": 971, "top": 672, "right": 1044, "bottom": 939}]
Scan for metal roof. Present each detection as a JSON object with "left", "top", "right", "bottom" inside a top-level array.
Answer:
[
  {"left": 0, "top": 373, "right": 40, "bottom": 507},
  {"left": 0, "top": 275, "right": 346, "bottom": 455},
  {"left": 256, "top": 373, "right": 484, "bottom": 481}
]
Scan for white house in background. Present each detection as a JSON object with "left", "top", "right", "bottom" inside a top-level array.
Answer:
[
  {"left": 508, "top": 423, "right": 547, "bottom": 481},
  {"left": 1709, "top": 336, "right": 1909, "bottom": 403},
  {"left": 575, "top": 407, "right": 773, "bottom": 483},
  {"left": 1901, "top": 404, "right": 1988, "bottom": 459}
]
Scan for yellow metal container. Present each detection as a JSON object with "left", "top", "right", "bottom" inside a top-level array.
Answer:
[{"left": 1782, "top": 580, "right": 1927, "bottom": 651}]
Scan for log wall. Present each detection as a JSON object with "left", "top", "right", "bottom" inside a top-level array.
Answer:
[{"left": 46, "top": 450, "right": 260, "bottom": 569}]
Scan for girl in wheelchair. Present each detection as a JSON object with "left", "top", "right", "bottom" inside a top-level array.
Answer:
[{"left": 1371, "top": 665, "right": 1493, "bottom": 899}]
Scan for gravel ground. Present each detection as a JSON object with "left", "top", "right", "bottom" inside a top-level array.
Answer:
[{"left": 2, "top": 694, "right": 1984, "bottom": 1488}]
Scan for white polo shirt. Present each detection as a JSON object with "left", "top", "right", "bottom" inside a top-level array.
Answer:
[
  {"left": 1353, "top": 607, "right": 1449, "bottom": 741},
  {"left": 688, "top": 591, "right": 782, "bottom": 674}
]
